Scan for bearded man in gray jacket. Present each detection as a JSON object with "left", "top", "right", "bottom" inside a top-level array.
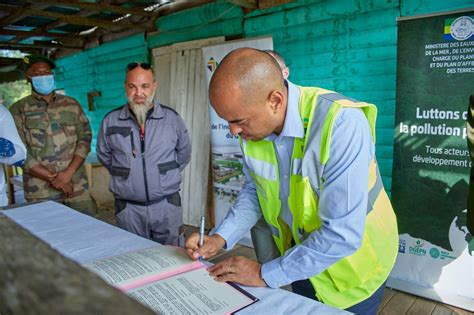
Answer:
[{"left": 97, "top": 62, "right": 191, "bottom": 245}]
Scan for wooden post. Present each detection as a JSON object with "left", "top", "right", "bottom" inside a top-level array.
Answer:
[
  {"left": 4, "top": 165, "right": 15, "bottom": 205},
  {"left": 87, "top": 90, "right": 101, "bottom": 111}
]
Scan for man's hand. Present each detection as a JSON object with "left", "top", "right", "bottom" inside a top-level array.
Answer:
[
  {"left": 62, "top": 182, "right": 74, "bottom": 198},
  {"left": 208, "top": 256, "right": 267, "bottom": 287},
  {"left": 49, "top": 169, "right": 74, "bottom": 190},
  {"left": 47, "top": 173, "right": 73, "bottom": 197},
  {"left": 46, "top": 172, "right": 61, "bottom": 192},
  {"left": 185, "top": 233, "right": 225, "bottom": 260}
]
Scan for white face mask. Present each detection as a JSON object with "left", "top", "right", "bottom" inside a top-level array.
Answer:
[{"left": 32, "top": 75, "right": 56, "bottom": 95}]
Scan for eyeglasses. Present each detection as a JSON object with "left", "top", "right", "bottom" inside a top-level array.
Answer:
[{"left": 126, "top": 62, "right": 152, "bottom": 72}]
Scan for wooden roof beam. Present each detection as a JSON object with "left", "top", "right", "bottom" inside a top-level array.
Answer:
[
  {"left": 226, "top": 0, "right": 257, "bottom": 9},
  {"left": 257, "top": 0, "right": 294, "bottom": 10},
  {"left": 0, "top": 3, "right": 52, "bottom": 27},
  {"left": 0, "top": 5, "right": 31, "bottom": 27},
  {"left": 36, "top": 7, "right": 103, "bottom": 35},
  {"left": 1, "top": 5, "right": 154, "bottom": 30},
  {"left": 7, "top": 7, "right": 97, "bottom": 44},
  {"left": 0, "top": 46, "right": 40, "bottom": 54},
  {"left": 0, "top": 29, "right": 69, "bottom": 38},
  {"left": 0, "top": 41, "right": 82, "bottom": 51},
  {"left": 23, "top": 0, "right": 156, "bottom": 17}
]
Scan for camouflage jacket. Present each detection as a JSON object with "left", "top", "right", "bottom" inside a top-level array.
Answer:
[{"left": 9, "top": 92, "right": 92, "bottom": 200}]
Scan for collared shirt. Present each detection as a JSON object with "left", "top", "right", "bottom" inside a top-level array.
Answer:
[
  {"left": 0, "top": 104, "right": 26, "bottom": 207},
  {"left": 10, "top": 92, "right": 92, "bottom": 200},
  {"left": 214, "top": 81, "right": 374, "bottom": 288}
]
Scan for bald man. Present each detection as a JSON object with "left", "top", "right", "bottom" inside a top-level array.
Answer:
[
  {"left": 186, "top": 48, "right": 398, "bottom": 314},
  {"left": 250, "top": 49, "right": 289, "bottom": 265},
  {"left": 264, "top": 49, "right": 289, "bottom": 79}
]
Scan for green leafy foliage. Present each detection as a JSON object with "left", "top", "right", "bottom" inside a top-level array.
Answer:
[{"left": 0, "top": 80, "right": 31, "bottom": 108}]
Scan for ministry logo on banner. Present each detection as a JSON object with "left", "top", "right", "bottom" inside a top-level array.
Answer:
[
  {"left": 444, "top": 16, "right": 474, "bottom": 41},
  {"left": 207, "top": 57, "right": 219, "bottom": 73}
]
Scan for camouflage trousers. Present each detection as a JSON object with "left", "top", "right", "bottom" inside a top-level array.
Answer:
[{"left": 28, "top": 190, "right": 97, "bottom": 217}]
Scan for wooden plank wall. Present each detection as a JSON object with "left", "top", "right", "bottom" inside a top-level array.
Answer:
[
  {"left": 54, "top": 33, "right": 148, "bottom": 153},
  {"left": 242, "top": 0, "right": 474, "bottom": 192},
  {"left": 244, "top": 0, "right": 399, "bottom": 191},
  {"left": 54, "top": 0, "right": 474, "bottom": 189},
  {"left": 148, "top": 2, "right": 244, "bottom": 48}
]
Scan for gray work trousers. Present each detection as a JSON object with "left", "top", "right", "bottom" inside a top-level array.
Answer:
[
  {"left": 115, "top": 197, "right": 183, "bottom": 246},
  {"left": 250, "top": 216, "right": 280, "bottom": 264}
]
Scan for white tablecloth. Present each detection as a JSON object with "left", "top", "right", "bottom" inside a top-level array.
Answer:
[{"left": 2, "top": 201, "right": 350, "bottom": 315}]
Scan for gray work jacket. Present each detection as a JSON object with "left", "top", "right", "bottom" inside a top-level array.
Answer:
[{"left": 96, "top": 101, "right": 191, "bottom": 202}]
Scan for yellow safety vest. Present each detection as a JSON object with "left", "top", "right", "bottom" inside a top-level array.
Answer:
[{"left": 242, "top": 86, "right": 398, "bottom": 309}]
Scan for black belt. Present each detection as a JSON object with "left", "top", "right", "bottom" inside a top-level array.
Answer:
[{"left": 117, "top": 191, "right": 181, "bottom": 207}]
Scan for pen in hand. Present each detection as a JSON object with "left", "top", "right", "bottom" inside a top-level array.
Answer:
[{"left": 198, "top": 215, "right": 205, "bottom": 262}]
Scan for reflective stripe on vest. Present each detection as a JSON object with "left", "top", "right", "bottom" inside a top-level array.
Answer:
[
  {"left": 243, "top": 85, "right": 398, "bottom": 309},
  {"left": 241, "top": 138, "right": 292, "bottom": 252},
  {"left": 245, "top": 155, "right": 277, "bottom": 181}
]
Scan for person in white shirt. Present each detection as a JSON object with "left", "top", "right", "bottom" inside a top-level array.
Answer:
[{"left": 0, "top": 104, "right": 26, "bottom": 207}]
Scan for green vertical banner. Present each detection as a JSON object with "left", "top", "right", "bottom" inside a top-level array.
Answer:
[{"left": 390, "top": 11, "right": 474, "bottom": 310}]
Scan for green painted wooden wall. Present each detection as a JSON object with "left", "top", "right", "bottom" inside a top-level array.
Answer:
[
  {"left": 148, "top": 1, "right": 244, "bottom": 48},
  {"left": 245, "top": 0, "right": 399, "bottom": 190},
  {"left": 54, "top": 33, "right": 148, "bottom": 153},
  {"left": 242, "top": 0, "right": 472, "bottom": 192},
  {"left": 55, "top": 0, "right": 473, "bottom": 184}
]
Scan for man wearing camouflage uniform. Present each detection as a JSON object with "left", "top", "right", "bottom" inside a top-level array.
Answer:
[
  {"left": 10, "top": 55, "right": 95, "bottom": 215},
  {"left": 97, "top": 62, "right": 191, "bottom": 245}
]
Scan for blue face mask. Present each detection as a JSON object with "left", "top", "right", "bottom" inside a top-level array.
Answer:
[{"left": 31, "top": 75, "right": 56, "bottom": 95}]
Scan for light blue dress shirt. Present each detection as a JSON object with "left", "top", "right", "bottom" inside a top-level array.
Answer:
[{"left": 213, "top": 81, "right": 374, "bottom": 289}]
